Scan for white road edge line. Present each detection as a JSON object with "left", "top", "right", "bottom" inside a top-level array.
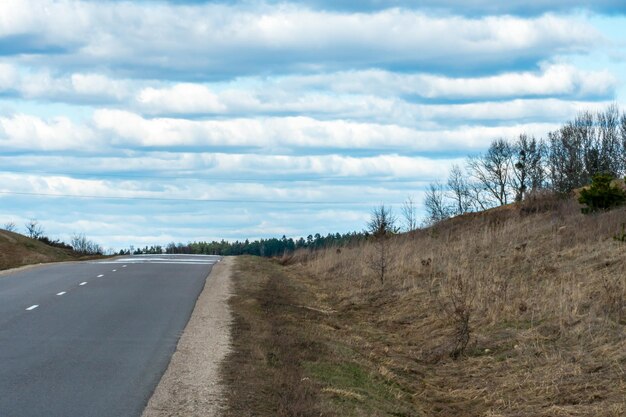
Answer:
[
  {"left": 97, "top": 274, "right": 104, "bottom": 278},
  {"left": 56, "top": 291, "right": 66, "bottom": 296},
  {"left": 26, "top": 305, "right": 39, "bottom": 311},
  {"left": 79, "top": 282, "right": 87, "bottom": 286}
]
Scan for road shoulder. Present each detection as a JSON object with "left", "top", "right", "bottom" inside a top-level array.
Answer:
[{"left": 142, "top": 256, "right": 233, "bottom": 417}]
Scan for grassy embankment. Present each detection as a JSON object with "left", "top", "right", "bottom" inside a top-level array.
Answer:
[
  {"left": 223, "top": 194, "right": 625, "bottom": 416},
  {"left": 0, "top": 229, "right": 100, "bottom": 271}
]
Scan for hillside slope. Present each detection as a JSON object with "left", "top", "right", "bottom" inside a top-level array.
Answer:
[
  {"left": 0, "top": 230, "right": 89, "bottom": 271},
  {"left": 224, "top": 195, "right": 626, "bottom": 417}
]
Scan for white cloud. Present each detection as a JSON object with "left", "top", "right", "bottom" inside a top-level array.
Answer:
[
  {"left": 68, "top": 73, "right": 131, "bottom": 101},
  {"left": 93, "top": 108, "right": 569, "bottom": 150},
  {"left": 0, "top": 2, "right": 601, "bottom": 77},
  {"left": 129, "top": 64, "right": 617, "bottom": 119},
  {"left": 0, "top": 152, "right": 458, "bottom": 182},
  {"left": 0, "top": 171, "right": 416, "bottom": 204},
  {"left": 2, "top": 103, "right": 596, "bottom": 152},
  {"left": 0, "top": 113, "right": 99, "bottom": 150},
  {"left": 253, "top": 0, "right": 626, "bottom": 15},
  {"left": 0, "top": 63, "right": 615, "bottom": 111},
  {"left": 0, "top": 63, "right": 18, "bottom": 89},
  {"left": 137, "top": 84, "right": 226, "bottom": 114},
  {"left": 134, "top": 82, "right": 614, "bottom": 124},
  {"left": 417, "top": 64, "right": 617, "bottom": 99},
  {"left": 270, "top": 64, "right": 617, "bottom": 99},
  {"left": 0, "top": 64, "right": 134, "bottom": 103}
]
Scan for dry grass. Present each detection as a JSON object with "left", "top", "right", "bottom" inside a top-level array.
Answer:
[
  {"left": 0, "top": 229, "right": 98, "bottom": 271},
  {"left": 222, "top": 256, "right": 324, "bottom": 417},
  {"left": 272, "top": 196, "right": 626, "bottom": 416}
]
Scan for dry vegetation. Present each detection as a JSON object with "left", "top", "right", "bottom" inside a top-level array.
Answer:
[
  {"left": 227, "top": 194, "right": 625, "bottom": 416},
  {"left": 222, "top": 256, "right": 323, "bottom": 417},
  {"left": 0, "top": 229, "right": 99, "bottom": 271}
]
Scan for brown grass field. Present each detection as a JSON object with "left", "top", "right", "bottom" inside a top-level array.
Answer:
[
  {"left": 224, "top": 194, "right": 625, "bottom": 416},
  {"left": 0, "top": 229, "right": 100, "bottom": 271}
]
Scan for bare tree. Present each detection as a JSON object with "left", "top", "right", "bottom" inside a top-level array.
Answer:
[
  {"left": 549, "top": 125, "right": 583, "bottom": 194},
  {"left": 512, "top": 134, "right": 545, "bottom": 202},
  {"left": 447, "top": 164, "right": 471, "bottom": 215},
  {"left": 596, "top": 104, "right": 622, "bottom": 177},
  {"left": 423, "top": 182, "right": 451, "bottom": 225},
  {"left": 550, "top": 107, "right": 621, "bottom": 194},
  {"left": 367, "top": 204, "right": 397, "bottom": 285},
  {"left": 401, "top": 196, "right": 418, "bottom": 232},
  {"left": 71, "top": 233, "right": 103, "bottom": 255},
  {"left": 619, "top": 113, "right": 626, "bottom": 175},
  {"left": 3, "top": 221, "right": 16, "bottom": 232},
  {"left": 467, "top": 138, "right": 514, "bottom": 206},
  {"left": 25, "top": 219, "right": 44, "bottom": 239},
  {"left": 466, "top": 180, "right": 489, "bottom": 212}
]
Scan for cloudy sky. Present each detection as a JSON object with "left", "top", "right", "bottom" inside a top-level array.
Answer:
[{"left": 1, "top": 0, "right": 625, "bottom": 250}]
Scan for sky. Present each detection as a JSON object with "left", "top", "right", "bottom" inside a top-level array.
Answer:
[{"left": 0, "top": 0, "right": 625, "bottom": 251}]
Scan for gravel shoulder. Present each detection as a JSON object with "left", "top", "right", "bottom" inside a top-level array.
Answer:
[{"left": 142, "top": 256, "right": 233, "bottom": 417}]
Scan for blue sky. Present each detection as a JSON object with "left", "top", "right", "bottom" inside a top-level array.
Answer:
[{"left": 0, "top": 0, "right": 625, "bottom": 250}]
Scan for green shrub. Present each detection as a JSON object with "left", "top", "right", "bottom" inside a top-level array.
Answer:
[{"left": 578, "top": 174, "right": 626, "bottom": 214}]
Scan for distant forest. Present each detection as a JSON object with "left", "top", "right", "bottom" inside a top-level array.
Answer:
[{"left": 120, "top": 231, "right": 366, "bottom": 257}]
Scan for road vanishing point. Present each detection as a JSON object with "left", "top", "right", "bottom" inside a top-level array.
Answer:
[{"left": 0, "top": 254, "right": 219, "bottom": 417}]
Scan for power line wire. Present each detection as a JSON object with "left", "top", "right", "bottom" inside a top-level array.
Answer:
[
  {"left": 0, "top": 169, "right": 428, "bottom": 184},
  {"left": 0, "top": 190, "right": 408, "bottom": 206}
]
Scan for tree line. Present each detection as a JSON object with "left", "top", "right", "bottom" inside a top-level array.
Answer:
[
  {"left": 122, "top": 232, "right": 366, "bottom": 257},
  {"left": 424, "top": 105, "right": 626, "bottom": 224}
]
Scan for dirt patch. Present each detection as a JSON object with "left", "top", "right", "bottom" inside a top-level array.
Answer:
[{"left": 141, "top": 257, "right": 233, "bottom": 417}]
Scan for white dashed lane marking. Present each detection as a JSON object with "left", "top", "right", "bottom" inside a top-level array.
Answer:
[
  {"left": 112, "top": 269, "right": 117, "bottom": 272},
  {"left": 56, "top": 292, "right": 66, "bottom": 296},
  {"left": 79, "top": 282, "right": 87, "bottom": 286},
  {"left": 97, "top": 274, "right": 104, "bottom": 278},
  {"left": 95, "top": 256, "right": 219, "bottom": 266},
  {"left": 26, "top": 305, "right": 39, "bottom": 311}
]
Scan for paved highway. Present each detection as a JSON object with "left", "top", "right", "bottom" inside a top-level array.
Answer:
[{"left": 0, "top": 254, "right": 219, "bottom": 417}]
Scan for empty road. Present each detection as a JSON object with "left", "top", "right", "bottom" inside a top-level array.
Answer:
[{"left": 0, "top": 254, "right": 219, "bottom": 417}]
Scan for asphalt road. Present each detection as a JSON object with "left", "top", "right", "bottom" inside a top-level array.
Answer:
[{"left": 0, "top": 254, "right": 219, "bottom": 417}]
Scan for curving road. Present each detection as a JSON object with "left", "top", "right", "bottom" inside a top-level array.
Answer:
[{"left": 0, "top": 254, "right": 219, "bottom": 417}]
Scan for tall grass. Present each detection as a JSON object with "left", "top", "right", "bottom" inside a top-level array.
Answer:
[{"left": 284, "top": 195, "right": 626, "bottom": 415}]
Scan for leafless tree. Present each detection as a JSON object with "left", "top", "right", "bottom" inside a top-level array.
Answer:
[
  {"left": 423, "top": 182, "right": 451, "bottom": 225},
  {"left": 596, "top": 104, "right": 622, "bottom": 177},
  {"left": 512, "top": 134, "right": 545, "bottom": 202},
  {"left": 467, "top": 138, "right": 514, "bottom": 206},
  {"left": 550, "top": 107, "right": 622, "bottom": 194},
  {"left": 3, "top": 221, "right": 16, "bottom": 232},
  {"left": 447, "top": 164, "right": 471, "bottom": 215},
  {"left": 401, "top": 196, "right": 418, "bottom": 232},
  {"left": 71, "top": 233, "right": 103, "bottom": 255},
  {"left": 548, "top": 123, "right": 585, "bottom": 194},
  {"left": 25, "top": 219, "right": 44, "bottom": 239},
  {"left": 466, "top": 180, "right": 489, "bottom": 212},
  {"left": 619, "top": 113, "right": 626, "bottom": 175}
]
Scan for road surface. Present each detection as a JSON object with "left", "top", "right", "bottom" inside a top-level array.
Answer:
[{"left": 0, "top": 254, "right": 219, "bottom": 417}]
